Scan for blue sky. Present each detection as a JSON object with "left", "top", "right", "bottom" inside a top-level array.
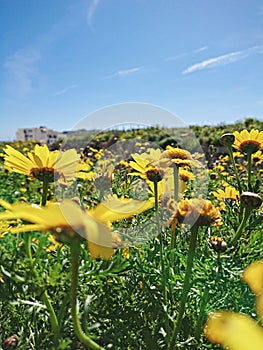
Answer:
[{"left": 1, "top": 0, "right": 263, "bottom": 140}]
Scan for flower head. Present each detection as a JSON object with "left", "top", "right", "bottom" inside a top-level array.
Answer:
[
  {"left": 233, "top": 129, "right": 263, "bottom": 154},
  {"left": 161, "top": 146, "right": 200, "bottom": 167},
  {"left": 213, "top": 186, "right": 239, "bottom": 209},
  {"left": 4, "top": 144, "right": 80, "bottom": 183},
  {"left": 167, "top": 198, "right": 221, "bottom": 227},
  {"left": 240, "top": 192, "right": 262, "bottom": 210},
  {"left": 220, "top": 133, "right": 235, "bottom": 147}
]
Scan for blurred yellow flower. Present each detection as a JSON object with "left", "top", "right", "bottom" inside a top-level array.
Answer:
[
  {"left": 4, "top": 144, "right": 79, "bottom": 183},
  {"left": 205, "top": 260, "right": 263, "bottom": 350},
  {"left": 0, "top": 196, "right": 153, "bottom": 259},
  {"left": 161, "top": 145, "right": 200, "bottom": 168}
]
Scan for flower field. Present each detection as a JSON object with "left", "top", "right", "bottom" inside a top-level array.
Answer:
[{"left": 0, "top": 119, "right": 262, "bottom": 350}]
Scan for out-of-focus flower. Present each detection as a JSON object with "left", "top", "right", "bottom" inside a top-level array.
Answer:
[
  {"left": 77, "top": 161, "right": 94, "bottom": 181},
  {"left": 233, "top": 129, "right": 263, "bottom": 154},
  {"left": 0, "top": 196, "right": 153, "bottom": 259},
  {"left": 252, "top": 151, "right": 263, "bottom": 166},
  {"left": 161, "top": 145, "right": 200, "bottom": 168},
  {"left": 179, "top": 168, "right": 194, "bottom": 182},
  {"left": 205, "top": 260, "right": 263, "bottom": 350},
  {"left": 4, "top": 144, "right": 79, "bottom": 183}
]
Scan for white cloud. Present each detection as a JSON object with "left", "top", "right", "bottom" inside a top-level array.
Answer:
[
  {"left": 194, "top": 46, "right": 208, "bottom": 53},
  {"left": 87, "top": 0, "right": 100, "bottom": 26},
  {"left": 164, "top": 46, "right": 208, "bottom": 62},
  {"left": 182, "top": 46, "right": 263, "bottom": 74},
  {"left": 104, "top": 67, "right": 142, "bottom": 79},
  {"left": 4, "top": 49, "right": 42, "bottom": 98},
  {"left": 54, "top": 84, "right": 78, "bottom": 96}
]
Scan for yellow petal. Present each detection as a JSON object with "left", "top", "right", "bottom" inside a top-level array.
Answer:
[
  {"left": 34, "top": 144, "right": 49, "bottom": 167},
  {"left": 91, "top": 196, "right": 153, "bottom": 225},
  {"left": 205, "top": 311, "right": 263, "bottom": 350},
  {"left": 88, "top": 241, "right": 115, "bottom": 260},
  {"left": 242, "top": 260, "right": 263, "bottom": 296}
]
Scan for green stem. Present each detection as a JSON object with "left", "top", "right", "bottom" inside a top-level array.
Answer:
[
  {"left": 227, "top": 145, "right": 242, "bottom": 194},
  {"left": 168, "top": 224, "right": 199, "bottom": 349},
  {"left": 41, "top": 177, "right": 49, "bottom": 206},
  {"left": 24, "top": 226, "right": 60, "bottom": 346},
  {"left": 153, "top": 181, "right": 167, "bottom": 304},
  {"left": 229, "top": 206, "right": 252, "bottom": 247},
  {"left": 41, "top": 290, "right": 60, "bottom": 347},
  {"left": 247, "top": 151, "right": 252, "bottom": 191},
  {"left": 24, "top": 232, "right": 33, "bottom": 263},
  {"left": 173, "top": 164, "right": 179, "bottom": 202},
  {"left": 194, "top": 287, "right": 210, "bottom": 342},
  {"left": 170, "top": 164, "right": 179, "bottom": 250},
  {"left": 70, "top": 243, "right": 105, "bottom": 350}
]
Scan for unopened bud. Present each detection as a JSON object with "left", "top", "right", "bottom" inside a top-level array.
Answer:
[
  {"left": 240, "top": 192, "right": 262, "bottom": 209},
  {"left": 210, "top": 236, "right": 228, "bottom": 253},
  {"left": 220, "top": 133, "right": 235, "bottom": 147},
  {"left": 2, "top": 335, "right": 18, "bottom": 349},
  {"left": 210, "top": 172, "right": 217, "bottom": 180}
]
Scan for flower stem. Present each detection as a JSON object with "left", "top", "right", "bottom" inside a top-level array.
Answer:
[
  {"left": 70, "top": 242, "right": 105, "bottom": 350},
  {"left": 227, "top": 145, "right": 242, "bottom": 194},
  {"left": 24, "top": 232, "right": 33, "bottom": 263},
  {"left": 41, "top": 290, "right": 60, "bottom": 347},
  {"left": 247, "top": 151, "right": 252, "bottom": 191},
  {"left": 170, "top": 164, "right": 179, "bottom": 250},
  {"left": 194, "top": 286, "right": 210, "bottom": 342},
  {"left": 173, "top": 164, "right": 179, "bottom": 202},
  {"left": 41, "top": 177, "right": 49, "bottom": 206},
  {"left": 153, "top": 181, "right": 167, "bottom": 304},
  {"left": 229, "top": 207, "right": 252, "bottom": 247},
  {"left": 168, "top": 224, "right": 199, "bottom": 349}
]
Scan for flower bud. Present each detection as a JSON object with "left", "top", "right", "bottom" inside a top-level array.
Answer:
[
  {"left": 240, "top": 192, "right": 262, "bottom": 209},
  {"left": 2, "top": 335, "right": 18, "bottom": 349},
  {"left": 146, "top": 168, "right": 165, "bottom": 183},
  {"left": 210, "top": 172, "right": 217, "bottom": 180},
  {"left": 220, "top": 133, "right": 235, "bottom": 147},
  {"left": 210, "top": 235, "right": 228, "bottom": 253}
]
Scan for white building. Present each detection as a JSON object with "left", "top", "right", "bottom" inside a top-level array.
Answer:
[{"left": 16, "top": 126, "right": 66, "bottom": 145}]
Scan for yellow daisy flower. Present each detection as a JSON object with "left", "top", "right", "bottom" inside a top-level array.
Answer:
[
  {"left": 77, "top": 161, "right": 94, "bottom": 181},
  {"left": 161, "top": 145, "right": 200, "bottom": 168},
  {"left": 233, "top": 129, "right": 263, "bottom": 154},
  {"left": 179, "top": 168, "right": 195, "bottom": 182},
  {"left": 205, "top": 260, "right": 263, "bottom": 350},
  {"left": 4, "top": 144, "right": 80, "bottom": 183},
  {"left": 252, "top": 150, "right": 263, "bottom": 165},
  {"left": 213, "top": 186, "right": 239, "bottom": 202},
  {"left": 167, "top": 197, "right": 221, "bottom": 227},
  {"left": 129, "top": 151, "right": 171, "bottom": 183}
]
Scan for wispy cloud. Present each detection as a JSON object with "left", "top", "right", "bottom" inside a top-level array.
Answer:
[
  {"left": 87, "top": 0, "right": 100, "bottom": 26},
  {"left": 182, "top": 46, "right": 263, "bottom": 74},
  {"left": 164, "top": 46, "right": 208, "bottom": 62},
  {"left": 54, "top": 84, "right": 78, "bottom": 96},
  {"left": 195, "top": 46, "right": 208, "bottom": 53},
  {"left": 104, "top": 67, "right": 142, "bottom": 79},
  {"left": 4, "top": 49, "right": 42, "bottom": 98}
]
